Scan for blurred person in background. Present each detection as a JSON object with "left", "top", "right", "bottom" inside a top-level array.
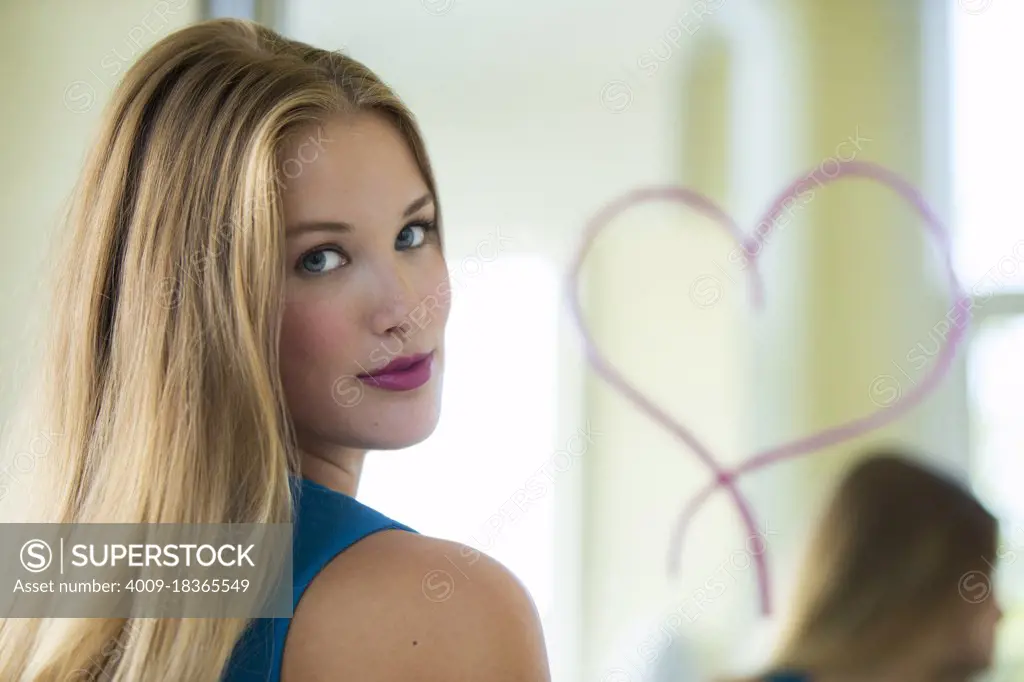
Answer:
[
  {"left": 720, "top": 449, "right": 1003, "bottom": 682},
  {"left": 0, "top": 18, "right": 550, "bottom": 682}
]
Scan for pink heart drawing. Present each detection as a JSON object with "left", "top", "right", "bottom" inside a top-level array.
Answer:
[{"left": 567, "top": 160, "right": 970, "bottom": 615}]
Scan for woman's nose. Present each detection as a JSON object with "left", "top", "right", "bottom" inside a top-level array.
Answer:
[{"left": 369, "top": 268, "right": 418, "bottom": 338}]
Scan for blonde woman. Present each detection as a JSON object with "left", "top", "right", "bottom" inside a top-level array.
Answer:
[
  {"left": 727, "top": 451, "right": 1003, "bottom": 682},
  {"left": 0, "top": 18, "right": 550, "bottom": 682}
]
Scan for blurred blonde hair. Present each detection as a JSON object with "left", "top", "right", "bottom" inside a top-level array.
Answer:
[
  {"left": 727, "top": 450, "right": 998, "bottom": 681},
  {"left": 0, "top": 17, "right": 440, "bottom": 681}
]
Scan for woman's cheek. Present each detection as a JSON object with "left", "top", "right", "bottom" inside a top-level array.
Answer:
[
  {"left": 281, "top": 298, "right": 357, "bottom": 376},
  {"left": 403, "top": 257, "right": 445, "bottom": 335},
  {"left": 432, "top": 257, "right": 452, "bottom": 324}
]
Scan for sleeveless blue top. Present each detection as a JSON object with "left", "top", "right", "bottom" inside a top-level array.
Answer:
[
  {"left": 764, "top": 672, "right": 810, "bottom": 682},
  {"left": 221, "top": 476, "right": 416, "bottom": 682}
]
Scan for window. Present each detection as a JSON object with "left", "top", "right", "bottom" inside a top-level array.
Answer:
[
  {"left": 357, "top": 251, "right": 562, "bottom": 651},
  {"left": 952, "top": 0, "right": 1024, "bottom": 654},
  {"left": 969, "top": 318, "right": 1024, "bottom": 520},
  {"left": 951, "top": 1, "right": 1024, "bottom": 293}
]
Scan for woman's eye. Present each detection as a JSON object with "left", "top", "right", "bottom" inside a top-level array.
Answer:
[
  {"left": 395, "top": 224, "right": 428, "bottom": 251},
  {"left": 298, "top": 248, "right": 347, "bottom": 274}
]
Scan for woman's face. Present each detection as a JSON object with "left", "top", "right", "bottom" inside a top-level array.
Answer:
[
  {"left": 963, "top": 591, "right": 1002, "bottom": 670},
  {"left": 935, "top": 589, "right": 1003, "bottom": 680},
  {"left": 277, "top": 112, "right": 450, "bottom": 455}
]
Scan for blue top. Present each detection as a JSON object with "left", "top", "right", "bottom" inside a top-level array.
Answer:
[
  {"left": 764, "top": 672, "right": 810, "bottom": 682},
  {"left": 221, "top": 476, "right": 416, "bottom": 682}
]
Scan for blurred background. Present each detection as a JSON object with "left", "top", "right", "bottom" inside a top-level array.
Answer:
[{"left": 1, "top": 0, "right": 1022, "bottom": 680}]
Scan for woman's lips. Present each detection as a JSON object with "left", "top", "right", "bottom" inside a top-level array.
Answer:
[{"left": 357, "top": 352, "right": 434, "bottom": 391}]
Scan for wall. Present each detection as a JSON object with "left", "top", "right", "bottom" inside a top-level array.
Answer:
[{"left": 0, "top": 0, "right": 199, "bottom": 421}]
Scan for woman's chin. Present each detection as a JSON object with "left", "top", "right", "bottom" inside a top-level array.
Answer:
[{"left": 354, "top": 418, "right": 441, "bottom": 452}]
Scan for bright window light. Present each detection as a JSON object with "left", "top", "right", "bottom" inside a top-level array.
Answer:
[{"left": 952, "top": 1, "right": 1024, "bottom": 292}]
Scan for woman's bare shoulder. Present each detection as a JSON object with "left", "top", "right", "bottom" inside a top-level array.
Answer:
[{"left": 281, "top": 530, "right": 551, "bottom": 681}]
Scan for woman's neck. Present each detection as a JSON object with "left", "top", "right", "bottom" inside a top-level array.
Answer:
[{"left": 299, "top": 448, "right": 367, "bottom": 497}]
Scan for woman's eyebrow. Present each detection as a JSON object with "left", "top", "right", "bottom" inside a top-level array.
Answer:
[
  {"left": 287, "top": 193, "right": 435, "bottom": 239},
  {"left": 286, "top": 221, "right": 352, "bottom": 239},
  {"left": 403, "top": 192, "right": 434, "bottom": 217}
]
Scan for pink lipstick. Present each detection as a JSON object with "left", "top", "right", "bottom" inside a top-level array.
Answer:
[{"left": 357, "top": 352, "right": 434, "bottom": 391}]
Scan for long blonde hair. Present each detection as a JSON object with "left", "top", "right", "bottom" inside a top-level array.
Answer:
[
  {"left": 0, "top": 18, "right": 440, "bottom": 681},
  {"left": 764, "top": 450, "right": 998, "bottom": 677}
]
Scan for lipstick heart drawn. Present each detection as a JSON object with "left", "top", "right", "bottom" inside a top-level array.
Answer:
[{"left": 567, "top": 160, "right": 970, "bottom": 615}]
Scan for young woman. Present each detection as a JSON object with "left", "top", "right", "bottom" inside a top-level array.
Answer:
[
  {"left": 728, "top": 450, "right": 1003, "bottom": 682},
  {"left": 0, "top": 18, "right": 550, "bottom": 681}
]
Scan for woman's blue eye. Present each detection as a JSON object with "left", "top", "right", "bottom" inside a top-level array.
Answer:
[
  {"left": 396, "top": 223, "right": 429, "bottom": 251},
  {"left": 299, "top": 249, "right": 346, "bottom": 274}
]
